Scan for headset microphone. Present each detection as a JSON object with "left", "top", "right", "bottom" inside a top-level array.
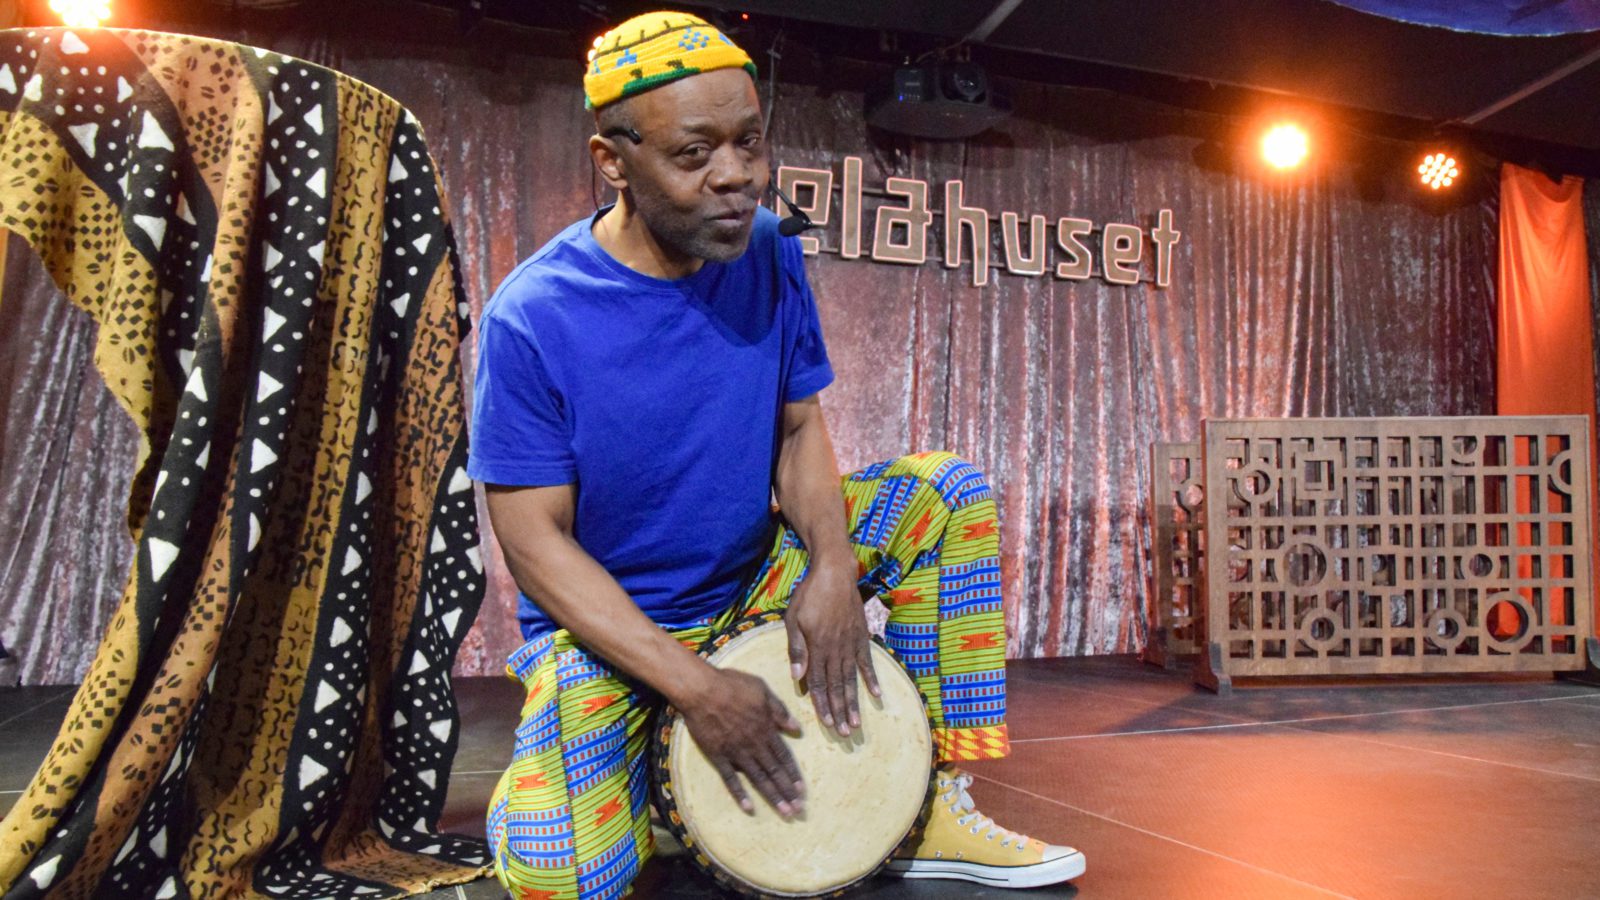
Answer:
[{"left": 771, "top": 181, "right": 819, "bottom": 237}]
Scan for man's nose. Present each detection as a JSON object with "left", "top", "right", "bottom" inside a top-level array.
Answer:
[{"left": 707, "top": 145, "right": 756, "bottom": 192}]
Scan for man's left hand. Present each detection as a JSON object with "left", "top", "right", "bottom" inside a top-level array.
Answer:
[{"left": 785, "top": 558, "right": 881, "bottom": 737}]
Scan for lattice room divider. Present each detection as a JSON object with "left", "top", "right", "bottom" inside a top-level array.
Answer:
[
  {"left": 1149, "top": 418, "right": 1598, "bottom": 692},
  {"left": 1145, "top": 442, "right": 1205, "bottom": 669}
]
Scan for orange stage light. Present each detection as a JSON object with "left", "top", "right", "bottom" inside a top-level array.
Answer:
[
  {"left": 1418, "top": 152, "right": 1459, "bottom": 190},
  {"left": 1261, "top": 123, "right": 1310, "bottom": 170},
  {"left": 49, "top": 0, "right": 110, "bottom": 28}
]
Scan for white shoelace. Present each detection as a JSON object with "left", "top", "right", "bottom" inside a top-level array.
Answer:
[{"left": 941, "top": 772, "right": 1029, "bottom": 851}]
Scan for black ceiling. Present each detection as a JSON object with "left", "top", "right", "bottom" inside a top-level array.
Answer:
[{"left": 469, "top": 0, "right": 1600, "bottom": 167}]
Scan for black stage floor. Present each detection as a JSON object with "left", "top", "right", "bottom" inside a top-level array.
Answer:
[{"left": 6, "top": 656, "right": 1600, "bottom": 899}]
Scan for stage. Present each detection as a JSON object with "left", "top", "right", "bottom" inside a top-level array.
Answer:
[{"left": 6, "top": 657, "right": 1597, "bottom": 899}]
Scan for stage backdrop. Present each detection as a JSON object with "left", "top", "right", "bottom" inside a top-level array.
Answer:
[{"left": 0, "top": 3, "right": 1498, "bottom": 681}]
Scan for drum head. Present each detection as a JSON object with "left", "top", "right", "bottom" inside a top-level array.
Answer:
[{"left": 663, "top": 619, "right": 932, "bottom": 897}]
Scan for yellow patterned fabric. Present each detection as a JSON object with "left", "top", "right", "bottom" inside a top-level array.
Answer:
[
  {"left": 583, "top": 10, "right": 755, "bottom": 109},
  {"left": 486, "top": 452, "right": 1010, "bottom": 899},
  {"left": 0, "top": 28, "right": 487, "bottom": 897},
  {"left": 748, "top": 451, "right": 1011, "bottom": 760}
]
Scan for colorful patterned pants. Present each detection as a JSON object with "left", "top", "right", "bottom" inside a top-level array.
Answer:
[{"left": 486, "top": 452, "right": 1010, "bottom": 899}]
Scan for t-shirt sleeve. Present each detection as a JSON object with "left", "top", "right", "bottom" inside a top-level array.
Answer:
[
  {"left": 467, "top": 312, "right": 577, "bottom": 486},
  {"left": 778, "top": 234, "right": 835, "bottom": 402}
]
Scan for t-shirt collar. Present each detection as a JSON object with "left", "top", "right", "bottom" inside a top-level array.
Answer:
[{"left": 581, "top": 205, "right": 721, "bottom": 293}]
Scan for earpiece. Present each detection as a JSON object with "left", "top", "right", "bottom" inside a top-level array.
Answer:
[{"left": 601, "top": 126, "right": 643, "bottom": 145}]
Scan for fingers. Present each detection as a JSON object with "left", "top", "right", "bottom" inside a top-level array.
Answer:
[
  {"left": 770, "top": 691, "right": 801, "bottom": 734},
  {"left": 713, "top": 758, "right": 754, "bottom": 815},
  {"left": 691, "top": 671, "right": 807, "bottom": 819},
  {"left": 808, "top": 650, "right": 853, "bottom": 737},
  {"left": 745, "top": 735, "right": 804, "bottom": 817},
  {"left": 720, "top": 749, "right": 791, "bottom": 818},
  {"left": 766, "top": 720, "right": 806, "bottom": 801},
  {"left": 827, "top": 651, "right": 853, "bottom": 735},
  {"left": 858, "top": 641, "right": 882, "bottom": 699},
  {"left": 802, "top": 639, "right": 877, "bottom": 737},
  {"left": 805, "top": 664, "right": 835, "bottom": 732},
  {"left": 786, "top": 618, "right": 809, "bottom": 683},
  {"left": 764, "top": 691, "right": 805, "bottom": 799},
  {"left": 842, "top": 655, "right": 860, "bottom": 729},
  {"left": 788, "top": 597, "right": 877, "bottom": 736},
  {"left": 744, "top": 754, "right": 795, "bottom": 818}
]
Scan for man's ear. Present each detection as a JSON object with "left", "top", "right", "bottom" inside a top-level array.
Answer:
[{"left": 589, "top": 134, "right": 629, "bottom": 192}]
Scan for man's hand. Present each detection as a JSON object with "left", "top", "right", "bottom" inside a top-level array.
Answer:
[
  {"left": 487, "top": 484, "right": 806, "bottom": 817},
  {"left": 678, "top": 667, "right": 806, "bottom": 817},
  {"left": 785, "top": 559, "right": 881, "bottom": 737}
]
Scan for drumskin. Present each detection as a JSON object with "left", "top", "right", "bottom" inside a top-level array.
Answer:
[
  {"left": 486, "top": 451, "right": 1011, "bottom": 899},
  {"left": 654, "top": 614, "right": 933, "bottom": 896}
]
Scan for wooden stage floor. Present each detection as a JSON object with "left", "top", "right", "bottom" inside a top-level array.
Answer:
[{"left": 6, "top": 655, "right": 1600, "bottom": 899}]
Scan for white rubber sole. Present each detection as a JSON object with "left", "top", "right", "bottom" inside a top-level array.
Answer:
[{"left": 884, "top": 850, "right": 1086, "bottom": 888}]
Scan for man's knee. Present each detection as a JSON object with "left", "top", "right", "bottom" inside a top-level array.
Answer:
[{"left": 893, "top": 451, "right": 993, "bottom": 511}]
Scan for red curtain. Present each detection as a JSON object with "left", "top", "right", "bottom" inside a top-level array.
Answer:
[{"left": 1496, "top": 163, "right": 1597, "bottom": 634}]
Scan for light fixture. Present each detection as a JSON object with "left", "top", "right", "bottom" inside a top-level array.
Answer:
[
  {"left": 1261, "top": 123, "right": 1310, "bottom": 170},
  {"left": 49, "top": 0, "right": 111, "bottom": 28},
  {"left": 1418, "top": 152, "right": 1459, "bottom": 190}
]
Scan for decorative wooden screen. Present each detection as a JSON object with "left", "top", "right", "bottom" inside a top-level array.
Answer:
[
  {"left": 1146, "top": 442, "right": 1205, "bottom": 668},
  {"left": 1199, "top": 417, "right": 1594, "bottom": 691}
]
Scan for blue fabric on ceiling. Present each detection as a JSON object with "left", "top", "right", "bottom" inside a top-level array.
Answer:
[{"left": 1325, "top": 0, "right": 1600, "bottom": 35}]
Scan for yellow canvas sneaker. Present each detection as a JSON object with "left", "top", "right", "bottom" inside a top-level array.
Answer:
[{"left": 885, "top": 767, "right": 1086, "bottom": 888}]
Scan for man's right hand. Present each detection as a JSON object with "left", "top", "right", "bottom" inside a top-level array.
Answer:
[{"left": 678, "top": 666, "right": 807, "bottom": 818}]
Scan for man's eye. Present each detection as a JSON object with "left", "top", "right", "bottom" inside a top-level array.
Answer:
[
  {"left": 680, "top": 145, "right": 710, "bottom": 160},
  {"left": 741, "top": 133, "right": 764, "bottom": 149}
]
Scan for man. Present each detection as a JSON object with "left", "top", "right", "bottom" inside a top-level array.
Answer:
[{"left": 469, "top": 11, "right": 1085, "bottom": 899}]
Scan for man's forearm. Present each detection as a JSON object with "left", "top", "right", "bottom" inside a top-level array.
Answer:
[
  {"left": 772, "top": 397, "right": 879, "bottom": 732},
  {"left": 488, "top": 496, "right": 715, "bottom": 707},
  {"left": 485, "top": 486, "right": 808, "bottom": 814},
  {"left": 773, "top": 398, "right": 854, "bottom": 571}
]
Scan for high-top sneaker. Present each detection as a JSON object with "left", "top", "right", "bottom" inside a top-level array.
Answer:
[{"left": 885, "top": 767, "right": 1086, "bottom": 888}]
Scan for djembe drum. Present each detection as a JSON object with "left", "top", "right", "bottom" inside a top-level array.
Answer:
[{"left": 653, "top": 613, "right": 933, "bottom": 897}]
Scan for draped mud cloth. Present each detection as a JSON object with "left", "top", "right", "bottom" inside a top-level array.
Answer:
[{"left": 0, "top": 28, "right": 487, "bottom": 898}]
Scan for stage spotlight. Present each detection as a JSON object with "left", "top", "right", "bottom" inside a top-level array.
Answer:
[
  {"left": 1261, "top": 123, "right": 1310, "bottom": 170},
  {"left": 49, "top": 0, "right": 110, "bottom": 27},
  {"left": 1418, "top": 152, "right": 1459, "bottom": 190}
]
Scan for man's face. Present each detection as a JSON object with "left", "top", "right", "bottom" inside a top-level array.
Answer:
[{"left": 612, "top": 68, "right": 769, "bottom": 264}]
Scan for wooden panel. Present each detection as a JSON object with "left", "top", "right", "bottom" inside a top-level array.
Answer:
[
  {"left": 1145, "top": 442, "right": 1205, "bottom": 668},
  {"left": 1199, "top": 417, "right": 1594, "bottom": 689}
]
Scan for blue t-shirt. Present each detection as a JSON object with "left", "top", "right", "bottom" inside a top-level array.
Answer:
[{"left": 468, "top": 206, "right": 835, "bottom": 641}]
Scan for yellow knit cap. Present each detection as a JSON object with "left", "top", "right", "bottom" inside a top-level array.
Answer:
[{"left": 583, "top": 11, "right": 757, "bottom": 109}]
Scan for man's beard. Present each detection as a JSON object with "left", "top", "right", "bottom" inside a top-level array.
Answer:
[{"left": 628, "top": 185, "right": 759, "bottom": 265}]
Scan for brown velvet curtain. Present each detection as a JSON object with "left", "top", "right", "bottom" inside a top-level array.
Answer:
[
  {"left": 0, "top": 3, "right": 1498, "bottom": 679},
  {"left": 0, "top": 235, "right": 141, "bottom": 685}
]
